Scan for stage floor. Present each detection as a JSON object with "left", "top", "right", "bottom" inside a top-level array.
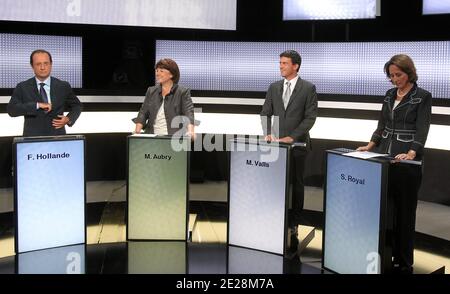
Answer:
[{"left": 0, "top": 182, "right": 449, "bottom": 274}]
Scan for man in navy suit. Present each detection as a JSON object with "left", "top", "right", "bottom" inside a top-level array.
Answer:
[
  {"left": 261, "top": 50, "right": 318, "bottom": 234},
  {"left": 7, "top": 49, "right": 82, "bottom": 136}
]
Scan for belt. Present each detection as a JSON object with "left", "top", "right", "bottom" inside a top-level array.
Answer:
[{"left": 384, "top": 127, "right": 416, "bottom": 135}]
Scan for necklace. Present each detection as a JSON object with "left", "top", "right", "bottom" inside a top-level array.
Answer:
[
  {"left": 397, "top": 86, "right": 412, "bottom": 98},
  {"left": 397, "top": 89, "right": 407, "bottom": 98}
]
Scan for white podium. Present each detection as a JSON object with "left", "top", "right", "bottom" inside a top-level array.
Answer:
[
  {"left": 228, "top": 138, "right": 299, "bottom": 256},
  {"left": 323, "top": 148, "right": 396, "bottom": 274},
  {"left": 13, "top": 135, "right": 86, "bottom": 254}
]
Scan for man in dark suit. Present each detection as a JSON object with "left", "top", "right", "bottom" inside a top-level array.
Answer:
[
  {"left": 261, "top": 50, "right": 318, "bottom": 233},
  {"left": 7, "top": 49, "right": 82, "bottom": 136}
]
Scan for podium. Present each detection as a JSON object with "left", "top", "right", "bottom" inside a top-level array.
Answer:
[
  {"left": 127, "top": 241, "right": 187, "bottom": 274},
  {"left": 127, "top": 135, "right": 189, "bottom": 240},
  {"left": 17, "top": 244, "right": 85, "bottom": 274},
  {"left": 322, "top": 148, "right": 409, "bottom": 274},
  {"left": 228, "top": 138, "right": 305, "bottom": 256},
  {"left": 13, "top": 135, "right": 86, "bottom": 254}
]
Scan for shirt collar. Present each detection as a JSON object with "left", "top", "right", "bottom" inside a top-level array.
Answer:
[
  {"left": 158, "top": 83, "right": 178, "bottom": 94},
  {"left": 284, "top": 75, "right": 299, "bottom": 89},
  {"left": 36, "top": 76, "right": 51, "bottom": 87}
]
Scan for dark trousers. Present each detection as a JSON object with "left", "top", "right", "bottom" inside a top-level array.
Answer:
[
  {"left": 288, "top": 147, "right": 307, "bottom": 227},
  {"left": 389, "top": 163, "right": 422, "bottom": 268}
]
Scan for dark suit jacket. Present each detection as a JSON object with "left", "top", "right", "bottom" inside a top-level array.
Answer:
[
  {"left": 133, "top": 84, "right": 195, "bottom": 135},
  {"left": 7, "top": 77, "right": 82, "bottom": 136},
  {"left": 371, "top": 84, "right": 432, "bottom": 159},
  {"left": 261, "top": 78, "right": 318, "bottom": 149}
]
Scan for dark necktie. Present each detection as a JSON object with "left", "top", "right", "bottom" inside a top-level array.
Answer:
[{"left": 39, "top": 82, "right": 48, "bottom": 103}]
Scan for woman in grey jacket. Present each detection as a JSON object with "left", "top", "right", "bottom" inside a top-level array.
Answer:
[
  {"left": 358, "top": 54, "right": 432, "bottom": 273},
  {"left": 133, "top": 58, "right": 195, "bottom": 137}
]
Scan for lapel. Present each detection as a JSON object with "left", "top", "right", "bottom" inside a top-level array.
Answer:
[
  {"left": 276, "top": 80, "right": 286, "bottom": 115},
  {"left": 384, "top": 89, "right": 394, "bottom": 113},
  {"left": 50, "top": 77, "right": 56, "bottom": 105},
  {"left": 29, "top": 78, "right": 43, "bottom": 103},
  {"left": 394, "top": 86, "right": 417, "bottom": 112},
  {"left": 285, "top": 78, "right": 302, "bottom": 111}
]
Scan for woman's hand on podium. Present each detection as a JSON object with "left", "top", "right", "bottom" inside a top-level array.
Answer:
[
  {"left": 395, "top": 150, "right": 416, "bottom": 161},
  {"left": 134, "top": 123, "right": 143, "bottom": 134},
  {"left": 356, "top": 142, "right": 375, "bottom": 152},
  {"left": 186, "top": 130, "right": 196, "bottom": 141},
  {"left": 187, "top": 124, "right": 196, "bottom": 141}
]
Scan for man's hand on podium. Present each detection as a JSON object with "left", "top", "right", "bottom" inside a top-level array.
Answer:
[
  {"left": 264, "top": 135, "right": 294, "bottom": 144},
  {"left": 277, "top": 136, "right": 294, "bottom": 144},
  {"left": 264, "top": 135, "right": 276, "bottom": 142}
]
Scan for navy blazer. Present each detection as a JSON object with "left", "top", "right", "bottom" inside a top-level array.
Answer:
[
  {"left": 7, "top": 77, "right": 82, "bottom": 137},
  {"left": 260, "top": 78, "right": 318, "bottom": 148},
  {"left": 371, "top": 84, "right": 432, "bottom": 159}
]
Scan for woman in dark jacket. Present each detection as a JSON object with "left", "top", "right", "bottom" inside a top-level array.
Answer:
[
  {"left": 133, "top": 58, "right": 195, "bottom": 137},
  {"left": 357, "top": 54, "right": 432, "bottom": 273}
]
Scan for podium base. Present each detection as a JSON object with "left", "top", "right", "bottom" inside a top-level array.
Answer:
[
  {"left": 286, "top": 225, "right": 316, "bottom": 259},
  {"left": 298, "top": 225, "right": 316, "bottom": 254},
  {"left": 430, "top": 266, "right": 446, "bottom": 274},
  {"left": 188, "top": 213, "right": 198, "bottom": 241}
]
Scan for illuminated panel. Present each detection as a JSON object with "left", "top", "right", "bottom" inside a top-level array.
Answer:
[
  {"left": 283, "top": 0, "right": 377, "bottom": 20},
  {"left": 15, "top": 136, "right": 85, "bottom": 253},
  {"left": 156, "top": 40, "right": 450, "bottom": 99},
  {"left": 0, "top": 33, "right": 82, "bottom": 88},
  {"left": 0, "top": 0, "right": 236, "bottom": 30},
  {"left": 423, "top": 0, "right": 450, "bottom": 15}
]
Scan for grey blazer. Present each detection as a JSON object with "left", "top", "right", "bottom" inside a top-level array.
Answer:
[
  {"left": 261, "top": 78, "right": 318, "bottom": 148},
  {"left": 7, "top": 77, "right": 82, "bottom": 137},
  {"left": 134, "top": 84, "right": 195, "bottom": 135}
]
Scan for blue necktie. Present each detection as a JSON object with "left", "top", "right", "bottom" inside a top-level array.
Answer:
[{"left": 39, "top": 82, "right": 48, "bottom": 103}]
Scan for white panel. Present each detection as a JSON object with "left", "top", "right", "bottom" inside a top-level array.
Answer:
[
  {"left": 0, "top": 0, "right": 236, "bottom": 30},
  {"left": 283, "top": 0, "right": 377, "bottom": 20},
  {"left": 228, "top": 246, "right": 283, "bottom": 274},
  {"left": 324, "top": 153, "right": 382, "bottom": 274},
  {"left": 16, "top": 138, "right": 85, "bottom": 253},
  {"left": 423, "top": 0, "right": 450, "bottom": 15},
  {"left": 229, "top": 141, "right": 287, "bottom": 255},
  {"left": 1, "top": 112, "right": 449, "bottom": 150},
  {"left": 18, "top": 244, "right": 85, "bottom": 274}
]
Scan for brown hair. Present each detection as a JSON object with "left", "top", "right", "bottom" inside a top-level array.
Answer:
[
  {"left": 30, "top": 49, "right": 53, "bottom": 65},
  {"left": 384, "top": 54, "right": 418, "bottom": 83},
  {"left": 155, "top": 58, "right": 180, "bottom": 84}
]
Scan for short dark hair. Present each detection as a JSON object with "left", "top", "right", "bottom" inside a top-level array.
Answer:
[
  {"left": 280, "top": 50, "right": 302, "bottom": 72},
  {"left": 155, "top": 58, "right": 180, "bottom": 84},
  {"left": 384, "top": 54, "right": 418, "bottom": 83},
  {"left": 30, "top": 49, "right": 53, "bottom": 65}
]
